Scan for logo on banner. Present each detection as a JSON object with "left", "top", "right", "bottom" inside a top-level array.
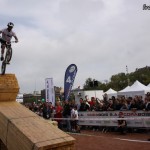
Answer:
[
  {"left": 64, "top": 64, "right": 78, "bottom": 100},
  {"left": 46, "top": 81, "right": 49, "bottom": 100}
]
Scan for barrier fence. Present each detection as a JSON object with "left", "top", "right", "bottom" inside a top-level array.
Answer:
[
  {"left": 78, "top": 111, "right": 150, "bottom": 127},
  {"left": 52, "top": 111, "right": 150, "bottom": 128}
]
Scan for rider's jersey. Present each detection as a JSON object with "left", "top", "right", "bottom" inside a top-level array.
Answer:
[{"left": 0, "top": 28, "right": 16, "bottom": 42}]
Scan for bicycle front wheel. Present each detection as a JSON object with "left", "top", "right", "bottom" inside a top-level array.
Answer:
[
  {"left": 1, "top": 61, "right": 6, "bottom": 75},
  {"left": 6, "top": 47, "right": 12, "bottom": 63}
]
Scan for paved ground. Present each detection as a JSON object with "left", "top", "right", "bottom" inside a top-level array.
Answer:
[{"left": 69, "top": 130, "right": 150, "bottom": 150}]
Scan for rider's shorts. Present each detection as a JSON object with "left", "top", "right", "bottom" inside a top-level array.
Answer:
[{"left": 0, "top": 38, "right": 7, "bottom": 48}]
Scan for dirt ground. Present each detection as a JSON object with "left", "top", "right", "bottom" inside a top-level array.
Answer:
[{"left": 69, "top": 130, "right": 150, "bottom": 150}]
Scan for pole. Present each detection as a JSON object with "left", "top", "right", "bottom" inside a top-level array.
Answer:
[{"left": 126, "top": 65, "right": 130, "bottom": 86}]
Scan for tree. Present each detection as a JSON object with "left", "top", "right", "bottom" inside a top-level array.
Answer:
[
  {"left": 83, "top": 78, "right": 102, "bottom": 90},
  {"left": 109, "top": 73, "right": 128, "bottom": 91},
  {"left": 83, "top": 66, "right": 150, "bottom": 92}
]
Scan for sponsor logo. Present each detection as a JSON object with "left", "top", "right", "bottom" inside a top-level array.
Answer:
[{"left": 69, "top": 66, "right": 76, "bottom": 73}]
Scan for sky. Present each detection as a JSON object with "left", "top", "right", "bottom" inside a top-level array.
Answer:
[{"left": 0, "top": 0, "right": 150, "bottom": 94}]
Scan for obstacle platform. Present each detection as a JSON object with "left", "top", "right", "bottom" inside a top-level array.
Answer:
[{"left": 0, "top": 74, "right": 75, "bottom": 150}]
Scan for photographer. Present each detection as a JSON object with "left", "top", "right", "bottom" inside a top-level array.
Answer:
[{"left": 117, "top": 112, "right": 127, "bottom": 135}]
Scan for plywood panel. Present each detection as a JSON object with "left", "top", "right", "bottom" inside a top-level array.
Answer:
[
  {"left": 6, "top": 115, "right": 75, "bottom": 150},
  {"left": 0, "top": 102, "right": 37, "bottom": 119},
  {"left": 0, "top": 74, "right": 75, "bottom": 150},
  {"left": 0, "top": 112, "right": 8, "bottom": 145}
]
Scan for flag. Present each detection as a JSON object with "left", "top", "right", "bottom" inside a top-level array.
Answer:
[
  {"left": 45, "top": 78, "right": 55, "bottom": 106},
  {"left": 64, "top": 64, "right": 78, "bottom": 100}
]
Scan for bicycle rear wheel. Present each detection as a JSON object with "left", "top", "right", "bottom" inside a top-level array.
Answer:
[
  {"left": 6, "top": 47, "right": 12, "bottom": 62},
  {"left": 1, "top": 61, "right": 6, "bottom": 75}
]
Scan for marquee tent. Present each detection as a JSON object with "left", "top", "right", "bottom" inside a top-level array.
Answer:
[
  {"left": 147, "top": 83, "right": 150, "bottom": 87},
  {"left": 117, "top": 80, "right": 150, "bottom": 98},
  {"left": 118, "top": 86, "right": 131, "bottom": 93},
  {"left": 105, "top": 88, "right": 117, "bottom": 99}
]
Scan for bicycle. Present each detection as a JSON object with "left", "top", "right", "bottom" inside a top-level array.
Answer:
[{"left": 0, "top": 38, "right": 14, "bottom": 75}]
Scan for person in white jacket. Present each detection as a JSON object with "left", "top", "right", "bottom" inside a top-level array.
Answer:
[
  {"left": 71, "top": 106, "right": 80, "bottom": 133},
  {"left": 0, "top": 22, "right": 18, "bottom": 61}
]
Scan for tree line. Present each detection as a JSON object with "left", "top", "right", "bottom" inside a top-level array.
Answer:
[{"left": 83, "top": 66, "right": 150, "bottom": 92}]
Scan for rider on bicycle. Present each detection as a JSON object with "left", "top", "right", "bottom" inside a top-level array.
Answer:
[{"left": 0, "top": 22, "right": 18, "bottom": 61}]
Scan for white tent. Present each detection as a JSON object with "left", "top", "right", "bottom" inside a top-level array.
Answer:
[
  {"left": 118, "top": 86, "right": 131, "bottom": 93},
  {"left": 118, "top": 80, "right": 150, "bottom": 98},
  {"left": 147, "top": 83, "right": 150, "bottom": 87},
  {"left": 105, "top": 88, "right": 117, "bottom": 99}
]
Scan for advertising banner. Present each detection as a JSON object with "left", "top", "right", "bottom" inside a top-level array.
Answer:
[
  {"left": 45, "top": 78, "right": 55, "bottom": 106},
  {"left": 78, "top": 111, "right": 150, "bottom": 128},
  {"left": 64, "top": 64, "right": 78, "bottom": 100}
]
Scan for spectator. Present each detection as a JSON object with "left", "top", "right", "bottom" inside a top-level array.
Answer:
[
  {"left": 88, "top": 97, "right": 95, "bottom": 108},
  {"left": 120, "top": 99, "right": 128, "bottom": 111},
  {"left": 42, "top": 102, "right": 52, "bottom": 119},
  {"left": 71, "top": 106, "right": 80, "bottom": 133},
  {"left": 113, "top": 98, "right": 122, "bottom": 110},
  {"left": 143, "top": 96, "right": 150, "bottom": 111},
  {"left": 79, "top": 98, "right": 90, "bottom": 111},
  {"left": 90, "top": 98, "right": 99, "bottom": 111},
  {"left": 103, "top": 93, "right": 108, "bottom": 102},
  {"left": 117, "top": 112, "right": 127, "bottom": 135},
  {"left": 54, "top": 101, "right": 63, "bottom": 129},
  {"left": 129, "top": 99, "right": 138, "bottom": 111},
  {"left": 137, "top": 96, "right": 145, "bottom": 110},
  {"left": 126, "top": 97, "right": 132, "bottom": 109},
  {"left": 63, "top": 100, "right": 71, "bottom": 132},
  {"left": 97, "top": 102, "right": 105, "bottom": 111},
  {"left": 107, "top": 100, "right": 115, "bottom": 111}
]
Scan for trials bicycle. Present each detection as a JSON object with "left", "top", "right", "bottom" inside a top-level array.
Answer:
[{"left": 0, "top": 38, "right": 14, "bottom": 75}]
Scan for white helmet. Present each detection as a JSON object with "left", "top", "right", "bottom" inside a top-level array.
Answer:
[{"left": 7, "top": 22, "right": 14, "bottom": 27}]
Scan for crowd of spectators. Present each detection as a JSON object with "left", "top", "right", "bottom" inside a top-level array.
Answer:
[
  {"left": 78, "top": 93, "right": 150, "bottom": 112},
  {"left": 23, "top": 93, "right": 150, "bottom": 133}
]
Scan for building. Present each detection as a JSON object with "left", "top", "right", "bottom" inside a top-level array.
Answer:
[
  {"left": 72, "top": 88, "right": 104, "bottom": 106},
  {"left": 23, "top": 91, "right": 41, "bottom": 103}
]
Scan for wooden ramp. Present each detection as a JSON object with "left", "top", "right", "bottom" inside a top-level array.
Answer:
[{"left": 0, "top": 74, "right": 75, "bottom": 150}]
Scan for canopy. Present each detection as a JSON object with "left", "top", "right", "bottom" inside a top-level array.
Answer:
[
  {"left": 118, "top": 86, "right": 131, "bottom": 93},
  {"left": 118, "top": 80, "right": 150, "bottom": 98},
  {"left": 105, "top": 88, "right": 117, "bottom": 99},
  {"left": 129, "top": 80, "right": 150, "bottom": 91},
  {"left": 147, "top": 83, "right": 150, "bottom": 87}
]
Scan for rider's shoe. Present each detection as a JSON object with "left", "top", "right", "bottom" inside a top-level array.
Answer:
[{"left": 1, "top": 56, "right": 4, "bottom": 61}]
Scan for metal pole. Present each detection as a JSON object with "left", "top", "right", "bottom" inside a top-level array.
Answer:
[{"left": 126, "top": 65, "right": 130, "bottom": 86}]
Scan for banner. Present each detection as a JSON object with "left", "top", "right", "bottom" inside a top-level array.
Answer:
[
  {"left": 64, "top": 64, "right": 78, "bottom": 100},
  {"left": 45, "top": 78, "right": 55, "bottom": 106},
  {"left": 78, "top": 111, "right": 150, "bottom": 127}
]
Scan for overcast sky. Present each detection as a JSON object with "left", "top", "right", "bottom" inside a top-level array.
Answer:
[{"left": 0, "top": 0, "right": 150, "bottom": 93}]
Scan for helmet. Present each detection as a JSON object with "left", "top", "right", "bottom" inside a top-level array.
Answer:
[{"left": 7, "top": 22, "right": 14, "bottom": 27}]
